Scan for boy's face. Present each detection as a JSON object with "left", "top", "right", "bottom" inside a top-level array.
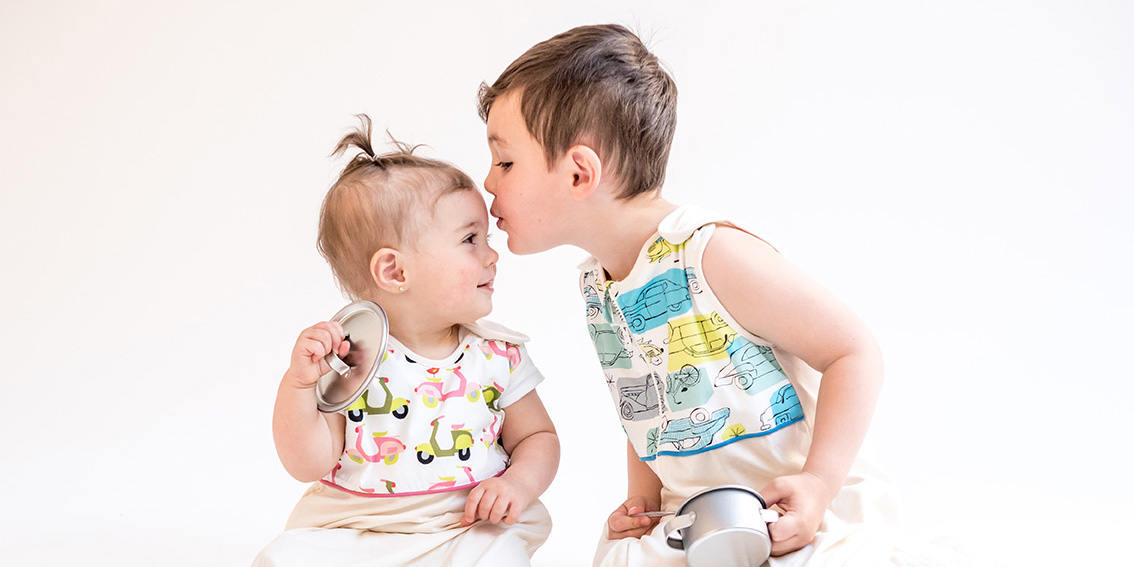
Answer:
[
  {"left": 400, "top": 190, "right": 499, "bottom": 325},
  {"left": 484, "top": 91, "right": 573, "bottom": 255}
]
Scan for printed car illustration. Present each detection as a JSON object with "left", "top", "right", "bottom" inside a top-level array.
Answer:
[
  {"left": 684, "top": 267, "right": 702, "bottom": 294},
  {"left": 657, "top": 407, "right": 730, "bottom": 451},
  {"left": 616, "top": 373, "right": 661, "bottom": 421},
  {"left": 589, "top": 323, "right": 632, "bottom": 369},
  {"left": 647, "top": 237, "right": 682, "bottom": 263},
  {"left": 668, "top": 313, "right": 736, "bottom": 367},
  {"left": 618, "top": 269, "right": 692, "bottom": 333},
  {"left": 583, "top": 285, "right": 603, "bottom": 319},
  {"left": 714, "top": 338, "right": 787, "bottom": 395},
  {"left": 758, "top": 384, "right": 803, "bottom": 431}
]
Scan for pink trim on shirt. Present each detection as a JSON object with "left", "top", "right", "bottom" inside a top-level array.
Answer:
[{"left": 320, "top": 469, "right": 506, "bottom": 498}]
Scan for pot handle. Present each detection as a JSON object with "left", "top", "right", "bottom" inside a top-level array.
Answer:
[
  {"left": 664, "top": 512, "right": 696, "bottom": 550},
  {"left": 761, "top": 508, "right": 781, "bottom": 524}
]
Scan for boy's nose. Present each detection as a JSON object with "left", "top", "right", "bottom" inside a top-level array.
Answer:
[{"left": 483, "top": 171, "right": 496, "bottom": 195}]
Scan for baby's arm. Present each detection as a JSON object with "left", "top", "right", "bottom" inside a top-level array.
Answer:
[
  {"left": 605, "top": 441, "right": 664, "bottom": 539},
  {"left": 701, "top": 227, "right": 884, "bottom": 555},
  {"left": 462, "top": 391, "right": 558, "bottom": 526},
  {"left": 272, "top": 321, "right": 348, "bottom": 482}
]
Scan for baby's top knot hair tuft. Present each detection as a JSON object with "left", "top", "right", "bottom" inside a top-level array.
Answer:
[{"left": 332, "top": 114, "right": 424, "bottom": 177}]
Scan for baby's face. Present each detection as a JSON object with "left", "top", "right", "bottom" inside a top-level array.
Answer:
[
  {"left": 399, "top": 190, "right": 498, "bottom": 325},
  {"left": 483, "top": 91, "right": 574, "bottom": 255}
]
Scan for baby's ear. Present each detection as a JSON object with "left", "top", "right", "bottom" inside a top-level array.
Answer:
[
  {"left": 369, "top": 248, "right": 406, "bottom": 292},
  {"left": 565, "top": 144, "right": 602, "bottom": 200}
]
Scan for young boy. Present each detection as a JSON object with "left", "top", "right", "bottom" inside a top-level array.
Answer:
[{"left": 478, "top": 24, "right": 944, "bottom": 567}]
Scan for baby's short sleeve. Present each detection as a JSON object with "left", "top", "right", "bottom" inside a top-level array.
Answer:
[{"left": 497, "top": 342, "right": 544, "bottom": 408}]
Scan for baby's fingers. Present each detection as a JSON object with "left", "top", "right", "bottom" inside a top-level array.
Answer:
[
  {"left": 462, "top": 487, "right": 486, "bottom": 525},
  {"left": 487, "top": 494, "right": 512, "bottom": 524}
]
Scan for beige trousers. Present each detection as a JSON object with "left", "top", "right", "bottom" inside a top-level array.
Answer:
[{"left": 253, "top": 482, "right": 552, "bottom": 567}]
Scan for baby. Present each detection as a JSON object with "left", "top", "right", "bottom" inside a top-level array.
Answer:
[{"left": 252, "top": 115, "right": 559, "bottom": 567}]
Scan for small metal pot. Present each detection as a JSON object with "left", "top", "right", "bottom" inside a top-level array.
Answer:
[{"left": 664, "top": 485, "right": 780, "bottom": 567}]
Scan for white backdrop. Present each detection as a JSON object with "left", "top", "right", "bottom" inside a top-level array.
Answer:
[{"left": 2, "top": 1, "right": 1131, "bottom": 566}]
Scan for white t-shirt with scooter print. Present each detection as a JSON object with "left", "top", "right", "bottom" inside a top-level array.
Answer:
[{"left": 322, "top": 321, "right": 543, "bottom": 497}]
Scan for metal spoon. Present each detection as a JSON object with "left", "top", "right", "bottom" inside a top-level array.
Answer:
[{"left": 629, "top": 510, "right": 675, "bottom": 518}]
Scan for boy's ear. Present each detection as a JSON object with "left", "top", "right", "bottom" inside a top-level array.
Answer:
[
  {"left": 564, "top": 144, "right": 602, "bottom": 200},
  {"left": 370, "top": 248, "right": 407, "bottom": 292}
]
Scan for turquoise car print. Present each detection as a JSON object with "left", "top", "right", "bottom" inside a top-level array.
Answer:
[
  {"left": 589, "top": 323, "right": 632, "bottom": 369},
  {"left": 657, "top": 407, "right": 730, "bottom": 451},
  {"left": 759, "top": 384, "right": 803, "bottom": 431},
  {"left": 617, "top": 269, "right": 692, "bottom": 333},
  {"left": 714, "top": 338, "right": 788, "bottom": 395},
  {"left": 583, "top": 285, "right": 603, "bottom": 320}
]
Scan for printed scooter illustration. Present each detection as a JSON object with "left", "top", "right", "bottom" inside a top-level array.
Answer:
[
  {"left": 353, "top": 424, "right": 406, "bottom": 465},
  {"left": 416, "top": 415, "right": 475, "bottom": 464},
  {"left": 345, "top": 377, "right": 410, "bottom": 422},
  {"left": 415, "top": 366, "right": 481, "bottom": 408},
  {"left": 428, "top": 466, "right": 477, "bottom": 491}
]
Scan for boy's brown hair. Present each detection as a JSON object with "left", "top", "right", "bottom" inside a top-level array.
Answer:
[
  {"left": 318, "top": 114, "right": 476, "bottom": 299},
  {"left": 477, "top": 24, "right": 678, "bottom": 199}
]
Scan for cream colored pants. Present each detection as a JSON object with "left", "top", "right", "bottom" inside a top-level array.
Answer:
[
  {"left": 253, "top": 482, "right": 552, "bottom": 567},
  {"left": 593, "top": 477, "right": 973, "bottom": 567}
]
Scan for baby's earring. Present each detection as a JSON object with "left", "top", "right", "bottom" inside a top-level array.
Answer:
[{"left": 398, "top": 285, "right": 405, "bottom": 292}]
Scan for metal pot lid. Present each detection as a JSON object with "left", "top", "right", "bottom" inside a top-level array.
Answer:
[{"left": 315, "top": 300, "right": 390, "bottom": 413}]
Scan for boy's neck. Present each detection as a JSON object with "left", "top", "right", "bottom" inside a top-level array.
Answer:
[{"left": 582, "top": 193, "right": 678, "bottom": 282}]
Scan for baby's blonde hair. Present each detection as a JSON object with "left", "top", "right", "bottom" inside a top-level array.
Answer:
[{"left": 318, "top": 115, "right": 477, "bottom": 299}]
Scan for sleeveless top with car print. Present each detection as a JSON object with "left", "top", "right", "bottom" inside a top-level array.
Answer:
[
  {"left": 579, "top": 208, "right": 804, "bottom": 462},
  {"left": 323, "top": 324, "right": 542, "bottom": 496}
]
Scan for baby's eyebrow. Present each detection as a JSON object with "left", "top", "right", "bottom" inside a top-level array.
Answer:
[{"left": 487, "top": 133, "right": 507, "bottom": 146}]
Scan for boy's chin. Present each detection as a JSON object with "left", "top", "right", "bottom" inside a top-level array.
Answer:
[{"left": 505, "top": 237, "right": 552, "bottom": 256}]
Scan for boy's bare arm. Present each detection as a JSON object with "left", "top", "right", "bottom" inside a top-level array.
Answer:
[
  {"left": 701, "top": 226, "right": 884, "bottom": 551},
  {"left": 462, "top": 390, "right": 558, "bottom": 525},
  {"left": 272, "top": 322, "right": 348, "bottom": 482},
  {"left": 606, "top": 441, "right": 663, "bottom": 539}
]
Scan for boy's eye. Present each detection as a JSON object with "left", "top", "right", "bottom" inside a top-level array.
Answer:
[{"left": 495, "top": 161, "right": 513, "bottom": 171}]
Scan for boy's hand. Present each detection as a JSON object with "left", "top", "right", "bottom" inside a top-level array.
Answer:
[
  {"left": 761, "top": 472, "right": 834, "bottom": 556},
  {"left": 462, "top": 476, "right": 531, "bottom": 526},
  {"left": 606, "top": 496, "right": 659, "bottom": 540},
  {"left": 286, "top": 321, "right": 349, "bottom": 389}
]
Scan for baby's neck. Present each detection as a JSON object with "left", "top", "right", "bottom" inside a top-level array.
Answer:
[{"left": 389, "top": 322, "right": 463, "bottom": 360}]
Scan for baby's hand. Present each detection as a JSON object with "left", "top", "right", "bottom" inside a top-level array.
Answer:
[
  {"left": 286, "top": 321, "right": 349, "bottom": 389},
  {"left": 606, "top": 496, "right": 659, "bottom": 540},
  {"left": 462, "top": 476, "right": 531, "bottom": 526},
  {"left": 761, "top": 472, "right": 835, "bottom": 556}
]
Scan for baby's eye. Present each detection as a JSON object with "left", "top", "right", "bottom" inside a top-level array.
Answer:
[
  {"left": 495, "top": 161, "right": 513, "bottom": 171},
  {"left": 463, "top": 233, "right": 478, "bottom": 244}
]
